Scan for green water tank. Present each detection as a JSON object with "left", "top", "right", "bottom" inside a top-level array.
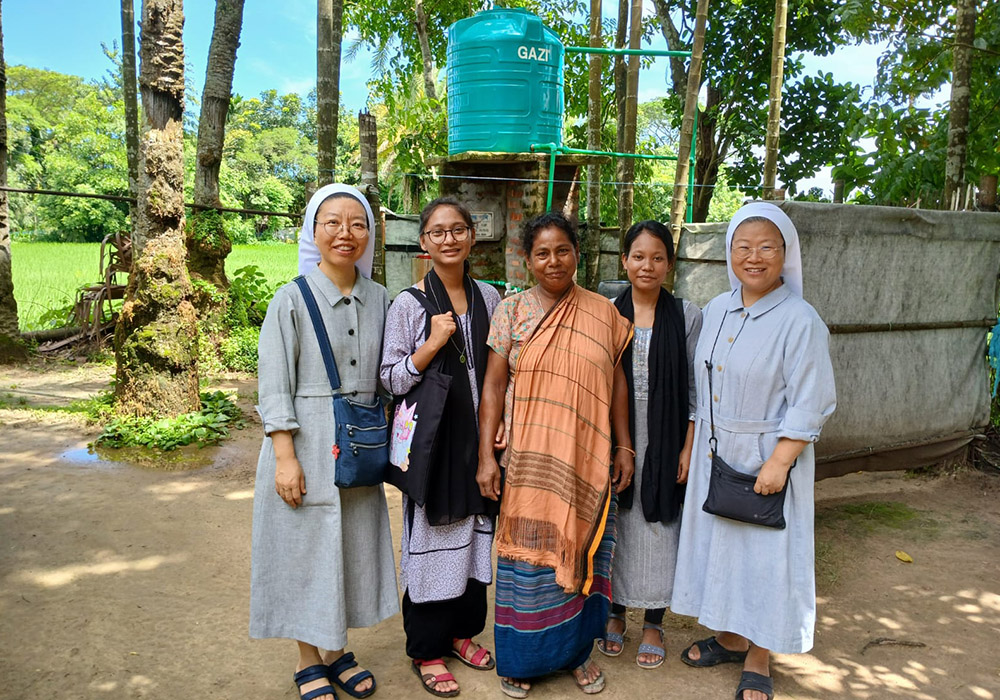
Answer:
[{"left": 447, "top": 9, "right": 564, "bottom": 155}]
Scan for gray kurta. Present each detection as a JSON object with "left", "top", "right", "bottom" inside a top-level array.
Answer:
[
  {"left": 250, "top": 268, "right": 399, "bottom": 651},
  {"left": 612, "top": 299, "right": 702, "bottom": 609},
  {"left": 380, "top": 282, "right": 501, "bottom": 603},
  {"left": 671, "top": 284, "right": 836, "bottom": 654}
]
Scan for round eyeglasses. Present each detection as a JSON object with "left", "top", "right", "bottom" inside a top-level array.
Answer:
[
  {"left": 421, "top": 225, "right": 472, "bottom": 244},
  {"left": 731, "top": 244, "right": 784, "bottom": 260},
  {"left": 314, "top": 219, "right": 370, "bottom": 238}
]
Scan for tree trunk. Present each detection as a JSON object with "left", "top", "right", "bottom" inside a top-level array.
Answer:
[
  {"left": 121, "top": 0, "right": 141, "bottom": 231},
  {"left": 944, "top": 0, "right": 977, "bottom": 209},
  {"left": 414, "top": 0, "right": 437, "bottom": 100},
  {"left": 584, "top": 0, "right": 603, "bottom": 291},
  {"left": 669, "top": 0, "right": 711, "bottom": 238},
  {"left": 833, "top": 178, "right": 845, "bottom": 203},
  {"left": 616, "top": 0, "right": 642, "bottom": 274},
  {"left": 189, "top": 0, "right": 245, "bottom": 290},
  {"left": 692, "top": 85, "right": 722, "bottom": 223},
  {"left": 360, "top": 111, "right": 385, "bottom": 286},
  {"left": 0, "top": 3, "right": 26, "bottom": 361},
  {"left": 115, "top": 0, "right": 200, "bottom": 417},
  {"left": 613, "top": 0, "right": 629, "bottom": 157},
  {"left": 978, "top": 173, "right": 998, "bottom": 211},
  {"left": 761, "top": 0, "right": 788, "bottom": 199},
  {"left": 317, "top": 0, "right": 344, "bottom": 187},
  {"left": 652, "top": 0, "right": 688, "bottom": 97}
]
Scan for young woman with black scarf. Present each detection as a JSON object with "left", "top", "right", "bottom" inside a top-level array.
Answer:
[
  {"left": 380, "top": 197, "right": 503, "bottom": 697},
  {"left": 598, "top": 220, "right": 702, "bottom": 670}
]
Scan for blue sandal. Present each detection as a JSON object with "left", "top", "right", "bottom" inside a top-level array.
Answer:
[
  {"left": 327, "top": 652, "right": 376, "bottom": 699},
  {"left": 596, "top": 612, "right": 627, "bottom": 657},
  {"left": 636, "top": 623, "right": 665, "bottom": 669},
  {"left": 294, "top": 665, "right": 338, "bottom": 700},
  {"left": 735, "top": 671, "right": 773, "bottom": 700}
]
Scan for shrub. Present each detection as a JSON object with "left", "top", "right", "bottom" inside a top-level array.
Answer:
[{"left": 221, "top": 326, "right": 260, "bottom": 373}]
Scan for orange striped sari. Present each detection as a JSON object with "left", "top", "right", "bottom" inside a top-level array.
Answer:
[{"left": 494, "top": 285, "right": 632, "bottom": 594}]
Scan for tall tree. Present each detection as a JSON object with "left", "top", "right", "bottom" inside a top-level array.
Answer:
[
  {"left": 414, "top": 0, "right": 437, "bottom": 100},
  {"left": 584, "top": 0, "right": 603, "bottom": 290},
  {"left": 944, "top": 0, "right": 978, "bottom": 208},
  {"left": 189, "top": 0, "right": 245, "bottom": 288},
  {"left": 121, "top": 0, "right": 140, "bottom": 226},
  {"left": 317, "top": 0, "right": 344, "bottom": 186},
  {"left": 762, "top": 0, "right": 788, "bottom": 198},
  {"left": 115, "top": 0, "right": 200, "bottom": 416},
  {"left": 0, "top": 2, "right": 25, "bottom": 361},
  {"left": 616, "top": 0, "right": 642, "bottom": 250},
  {"left": 653, "top": 0, "right": 849, "bottom": 220}
]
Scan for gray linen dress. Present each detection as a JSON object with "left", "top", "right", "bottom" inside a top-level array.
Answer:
[
  {"left": 250, "top": 268, "right": 400, "bottom": 651},
  {"left": 612, "top": 299, "right": 702, "bottom": 609},
  {"left": 672, "top": 284, "right": 836, "bottom": 654},
  {"left": 380, "top": 282, "right": 501, "bottom": 603}
]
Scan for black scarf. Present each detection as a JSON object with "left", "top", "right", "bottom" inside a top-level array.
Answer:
[
  {"left": 422, "top": 263, "right": 496, "bottom": 525},
  {"left": 614, "top": 286, "right": 688, "bottom": 523}
]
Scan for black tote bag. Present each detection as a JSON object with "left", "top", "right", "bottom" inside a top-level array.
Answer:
[{"left": 385, "top": 289, "right": 452, "bottom": 505}]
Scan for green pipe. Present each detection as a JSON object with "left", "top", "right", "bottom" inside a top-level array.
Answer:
[{"left": 566, "top": 46, "right": 692, "bottom": 58}]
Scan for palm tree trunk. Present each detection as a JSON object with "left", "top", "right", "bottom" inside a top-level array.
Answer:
[
  {"left": 584, "top": 0, "right": 603, "bottom": 290},
  {"left": 359, "top": 111, "right": 385, "bottom": 285},
  {"left": 944, "top": 0, "right": 977, "bottom": 209},
  {"left": 0, "top": 2, "right": 26, "bottom": 361},
  {"left": 189, "top": 0, "right": 245, "bottom": 289},
  {"left": 669, "top": 0, "right": 710, "bottom": 236},
  {"left": 414, "top": 0, "right": 437, "bottom": 100},
  {"left": 115, "top": 0, "right": 200, "bottom": 417},
  {"left": 762, "top": 0, "right": 788, "bottom": 199},
  {"left": 120, "top": 0, "right": 141, "bottom": 231},
  {"left": 317, "top": 0, "right": 344, "bottom": 186}
]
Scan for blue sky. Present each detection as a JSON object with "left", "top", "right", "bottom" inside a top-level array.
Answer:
[{"left": 5, "top": 0, "right": 896, "bottom": 195}]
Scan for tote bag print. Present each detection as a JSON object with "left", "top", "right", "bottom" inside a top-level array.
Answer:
[{"left": 390, "top": 399, "right": 418, "bottom": 470}]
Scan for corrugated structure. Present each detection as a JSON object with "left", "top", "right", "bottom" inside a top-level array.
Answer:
[{"left": 674, "top": 201, "right": 1000, "bottom": 479}]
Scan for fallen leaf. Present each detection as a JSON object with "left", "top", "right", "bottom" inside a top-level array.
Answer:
[{"left": 895, "top": 550, "right": 914, "bottom": 563}]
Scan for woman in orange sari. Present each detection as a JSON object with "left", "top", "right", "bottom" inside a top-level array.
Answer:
[{"left": 477, "top": 212, "right": 633, "bottom": 697}]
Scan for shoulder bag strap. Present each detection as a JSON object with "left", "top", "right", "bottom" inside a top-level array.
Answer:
[
  {"left": 293, "top": 275, "right": 342, "bottom": 392},
  {"left": 705, "top": 314, "right": 727, "bottom": 457},
  {"left": 399, "top": 287, "right": 439, "bottom": 342}
]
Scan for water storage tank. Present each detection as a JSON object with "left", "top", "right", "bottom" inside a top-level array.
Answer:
[{"left": 447, "top": 8, "right": 564, "bottom": 155}]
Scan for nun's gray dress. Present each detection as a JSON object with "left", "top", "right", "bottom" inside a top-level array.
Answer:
[
  {"left": 250, "top": 268, "right": 399, "bottom": 651},
  {"left": 671, "top": 284, "right": 836, "bottom": 654}
]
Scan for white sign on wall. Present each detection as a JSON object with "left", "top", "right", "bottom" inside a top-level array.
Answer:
[{"left": 472, "top": 211, "right": 498, "bottom": 241}]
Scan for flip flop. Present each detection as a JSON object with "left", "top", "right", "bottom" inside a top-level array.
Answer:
[
  {"left": 735, "top": 671, "right": 773, "bottom": 700},
  {"left": 573, "top": 658, "right": 606, "bottom": 695},
  {"left": 680, "top": 636, "right": 749, "bottom": 668},
  {"left": 327, "top": 651, "right": 375, "bottom": 699},
  {"left": 596, "top": 612, "right": 627, "bottom": 657},
  {"left": 411, "top": 659, "right": 459, "bottom": 698},
  {"left": 500, "top": 677, "right": 529, "bottom": 699},
  {"left": 294, "top": 664, "right": 338, "bottom": 700},
  {"left": 636, "top": 622, "right": 665, "bottom": 669},
  {"left": 450, "top": 638, "right": 495, "bottom": 670}
]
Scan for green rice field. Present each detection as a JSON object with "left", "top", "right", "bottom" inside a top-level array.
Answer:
[{"left": 11, "top": 242, "right": 298, "bottom": 331}]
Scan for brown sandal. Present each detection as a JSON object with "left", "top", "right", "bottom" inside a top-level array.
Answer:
[{"left": 411, "top": 659, "right": 459, "bottom": 698}]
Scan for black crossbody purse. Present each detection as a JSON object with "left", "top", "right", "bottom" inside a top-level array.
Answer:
[{"left": 701, "top": 318, "right": 790, "bottom": 529}]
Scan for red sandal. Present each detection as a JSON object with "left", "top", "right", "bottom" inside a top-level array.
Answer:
[
  {"left": 411, "top": 659, "right": 459, "bottom": 698},
  {"left": 450, "top": 638, "right": 496, "bottom": 671}
]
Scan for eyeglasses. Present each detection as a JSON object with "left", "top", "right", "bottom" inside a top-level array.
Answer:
[
  {"left": 314, "top": 219, "right": 369, "bottom": 238},
  {"left": 421, "top": 225, "right": 471, "bottom": 244},
  {"left": 732, "top": 244, "right": 784, "bottom": 260}
]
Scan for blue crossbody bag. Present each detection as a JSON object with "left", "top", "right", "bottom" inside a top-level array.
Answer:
[{"left": 293, "top": 276, "right": 389, "bottom": 488}]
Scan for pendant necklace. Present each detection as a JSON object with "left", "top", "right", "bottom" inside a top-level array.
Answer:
[{"left": 430, "top": 276, "right": 470, "bottom": 365}]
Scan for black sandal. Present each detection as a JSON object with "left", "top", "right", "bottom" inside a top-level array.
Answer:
[
  {"left": 327, "top": 652, "right": 375, "bottom": 699},
  {"left": 734, "top": 671, "right": 773, "bottom": 700},
  {"left": 680, "top": 636, "right": 749, "bottom": 667}
]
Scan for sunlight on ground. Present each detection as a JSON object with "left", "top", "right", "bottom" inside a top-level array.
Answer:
[
  {"left": 224, "top": 489, "right": 254, "bottom": 500},
  {"left": 12, "top": 551, "right": 188, "bottom": 588},
  {"left": 0, "top": 506, "right": 15, "bottom": 515},
  {"left": 145, "top": 480, "right": 211, "bottom": 501}
]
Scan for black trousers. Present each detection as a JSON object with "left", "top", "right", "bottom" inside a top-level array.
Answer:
[
  {"left": 611, "top": 602, "right": 666, "bottom": 625},
  {"left": 402, "top": 580, "right": 488, "bottom": 660}
]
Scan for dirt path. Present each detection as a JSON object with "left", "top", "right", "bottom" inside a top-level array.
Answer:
[{"left": 1, "top": 362, "right": 999, "bottom": 699}]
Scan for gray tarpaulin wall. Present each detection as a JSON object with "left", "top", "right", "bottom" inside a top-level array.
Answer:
[{"left": 674, "top": 201, "right": 1000, "bottom": 480}]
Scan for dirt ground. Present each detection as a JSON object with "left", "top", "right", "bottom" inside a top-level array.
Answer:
[{"left": 1, "top": 361, "right": 999, "bottom": 700}]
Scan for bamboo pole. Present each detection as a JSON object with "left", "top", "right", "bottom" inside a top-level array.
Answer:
[{"left": 761, "top": 0, "right": 788, "bottom": 198}]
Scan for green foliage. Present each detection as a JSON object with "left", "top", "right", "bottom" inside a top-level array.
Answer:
[
  {"left": 96, "top": 391, "right": 245, "bottom": 450},
  {"left": 225, "top": 265, "right": 277, "bottom": 329},
  {"left": 220, "top": 326, "right": 260, "bottom": 373},
  {"left": 10, "top": 242, "right": 104, "bottom": 330}
]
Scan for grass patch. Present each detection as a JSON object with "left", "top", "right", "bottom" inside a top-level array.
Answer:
[
  {"left": 0, "top": 389, "right": 114, "bottom": 421},
  {"left": 816, "top": 500, "right": 941, "bottom": 539},
  {"left": 95, "top": 390, "right": 245, "bottom": 450},
  {"left": 11, "top": 241, "right": 297, "bottom": 331}
]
